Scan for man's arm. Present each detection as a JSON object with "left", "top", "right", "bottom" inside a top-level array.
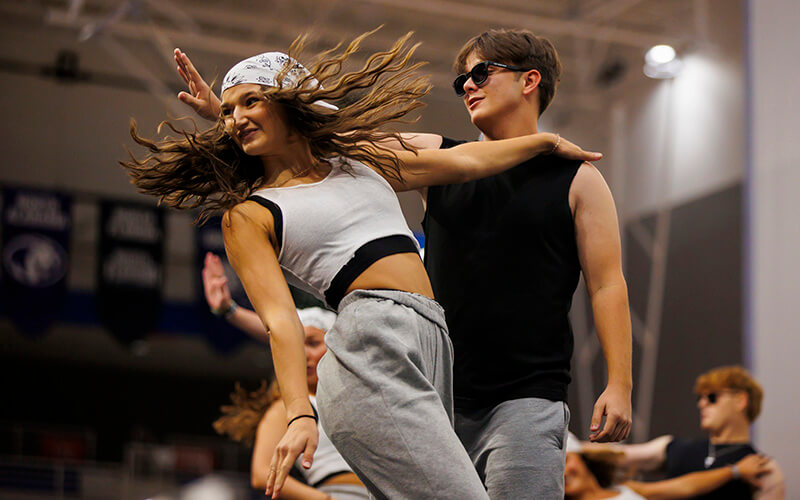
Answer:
[
  {"left": 626, "top": 454, "right": 773, "bottom": 500},
  {"left": 571, "top": 163, "right": 632, "bottom": 442}
]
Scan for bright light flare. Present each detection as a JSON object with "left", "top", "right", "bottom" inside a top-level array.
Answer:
[
  {"left": 646, "top": 45, "right": 677, "bottom": 66},
  {"left": 644, "top": 44, "right": 682, "bottom": 79}
]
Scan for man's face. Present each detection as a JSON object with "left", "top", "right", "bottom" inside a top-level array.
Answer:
[
  {"left": 460, "top": 52, "right": 527, "bottom": 133},
  {"left": 696, "top": 388, "right": 746, "bottom": 433}
]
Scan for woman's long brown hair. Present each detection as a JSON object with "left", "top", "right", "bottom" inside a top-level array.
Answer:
[
  {"left": 213, "top": 380, "right": 281, "bottom": 445},
  {"left": 122, "top": 28, "right": 429, "bottom": 223}
]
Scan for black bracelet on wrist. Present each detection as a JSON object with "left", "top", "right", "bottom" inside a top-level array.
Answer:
[
  {"left": 287, "top": 414, "right": 318, "bottom": 427},
  {"left": 210, "top": 300, "right": 237, "bottom": 318}
]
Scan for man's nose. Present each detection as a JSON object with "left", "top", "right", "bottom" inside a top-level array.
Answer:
[{"left": 463, "top": 75, "right": 479, "bottom": 94}]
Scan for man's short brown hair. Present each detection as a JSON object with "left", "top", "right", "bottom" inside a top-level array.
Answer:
[
  {"left": 454, "top": 29, "right": 562, "bottom": 116},
  {"left": 694, "top": 366, "right": 764, "bottom": 422}
]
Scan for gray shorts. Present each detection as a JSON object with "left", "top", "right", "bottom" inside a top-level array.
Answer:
[
  {"left": 455, "top": 398, "right": 570, "bottom": 500},
  {"left": 316, "top": 289, "right": 489, "bottom": 500}
]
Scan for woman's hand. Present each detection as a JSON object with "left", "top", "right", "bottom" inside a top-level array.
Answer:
[
  {"left": 548, "top": 134, "right": 603, "bottom": 162},
  {"left": 201, "top": 252, "right": 233, "bottom": 312},
  {"left": 265, "top": 417, "right": 319, "bottom": 498},
  {"left": 174, "top": 48, "right": 222, "bottom": 121},
  {"left": 734, "top": 454, "right": 771, "bottom": 487}
]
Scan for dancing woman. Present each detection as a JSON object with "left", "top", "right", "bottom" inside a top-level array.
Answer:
[{"left": 122, "top": 31, "right": 600, "bottom": 499}]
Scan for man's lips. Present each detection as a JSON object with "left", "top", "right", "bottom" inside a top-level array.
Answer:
[{"left": 467, "top": 96, "right": 483, "bottom": 110}]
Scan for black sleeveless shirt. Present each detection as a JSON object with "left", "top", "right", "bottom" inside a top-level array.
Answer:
[
  {"left": 666, "top": 438, "right": 757, "bottom": 500},
  {"left": 423, "top": 137, "right": 583, "bottom": 409}
]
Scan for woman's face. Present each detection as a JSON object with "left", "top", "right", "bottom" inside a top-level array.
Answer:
[
  {"left": 564, "top": 452, "right": 592, "bottom": 496},
  {"left": 219, "top": 83, "right": 291, "bottom": 157},
  {"left": 304, "top": 326, "right": 327, "bottom": 388}
]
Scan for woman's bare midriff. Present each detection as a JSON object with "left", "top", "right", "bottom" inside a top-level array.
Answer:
[{"left": 345, "top": 252, "right": 434, "bottom": 299}]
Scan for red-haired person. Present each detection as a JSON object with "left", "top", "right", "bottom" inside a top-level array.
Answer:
[{"left": 585, "top": 366, "right": 785, "bottom": 499}]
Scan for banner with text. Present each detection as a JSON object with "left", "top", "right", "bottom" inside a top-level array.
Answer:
[
  {"left": 96, "top": 201, "right": 164, "bottom": 346},
  {"left": 1, "top": 187, "right": 72, "bottom": 336}
]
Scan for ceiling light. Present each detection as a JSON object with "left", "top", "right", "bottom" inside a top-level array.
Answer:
[
  {"left": 645, "top": 45, "right": 676, "bottom": 65},
  {"left": 644, "top": 44, "right": 682, "bottom": 79}
]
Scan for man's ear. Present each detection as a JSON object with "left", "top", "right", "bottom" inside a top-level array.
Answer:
[
  {"left": 735, "top": 392, "right": 749, "bottom": 414},
  {"left": 521, "top": 69, "right": 542, "bottom": 96}
]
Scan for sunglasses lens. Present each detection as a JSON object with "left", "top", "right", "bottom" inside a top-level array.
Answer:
[
  {"left": 453, "top": 75, "right": 467, "bottom": 96},
  {"left": 698, "top": 392, "right": 719, "bottom": 404},
  {"left": 471, "top": 62, "right": 490, "bottom": 85}
]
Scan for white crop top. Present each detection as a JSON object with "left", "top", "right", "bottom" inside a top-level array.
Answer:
[
  {"left": 249, "top": 157, "right": 419, "bottom": 309},
  {"left": 294, "top": 396, "right": 353, "bottom": 486}
]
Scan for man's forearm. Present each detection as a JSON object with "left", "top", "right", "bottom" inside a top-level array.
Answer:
[
  {"left": 628, "top": 465, "right": 737, "bottom": 500},
  {"left": 590, "top": 280, "right": 632, "bottom": 387}
]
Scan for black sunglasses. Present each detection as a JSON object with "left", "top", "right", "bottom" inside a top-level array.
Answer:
[
  {"left": 453, "top": 61, "right": 530, "bottom": 97},
  {"left": 697, "top": 390, "right": 738, "bottom": 404},
  {"left": 697, "top": 392, "right": 721, "bottom": 404}
]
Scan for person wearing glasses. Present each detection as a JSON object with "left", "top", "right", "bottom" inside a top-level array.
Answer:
[
  {"left": 172, "top": 28, "right": 629, "bottom": 499},
  {"left": 129, "top": 31, "right": 600, "bottom": 500},
  {"left": 584, "top": 366, "right": 785, "bottom": 499},
  {"left": 564, "top": 432, "right": 772, "bottom": 500},
  {"left": 425, "top": 29, "right": 633, "bottom": 499}
]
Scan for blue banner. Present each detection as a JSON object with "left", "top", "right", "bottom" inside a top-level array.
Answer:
[
  {"left": 1, "top": 187, "right": 72, "bottom": 336},
  {"left": 96, "top": 201, "right": 164, "bottom": 346}
]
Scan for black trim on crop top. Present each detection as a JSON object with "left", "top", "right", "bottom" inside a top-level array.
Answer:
[
  {"left": 325, "top": 235, "right": 419, "bottom": 310},
  {"left": 246, "top": 196, "right": 283, "bottom": 249}
]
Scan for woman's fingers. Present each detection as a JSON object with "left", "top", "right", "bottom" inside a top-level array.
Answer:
[
  {"left": 265, "top": 452, "right": 279, "bottom": 497},
  {"left": 553, "top": 137, "right": 603, "bottom": 162}
]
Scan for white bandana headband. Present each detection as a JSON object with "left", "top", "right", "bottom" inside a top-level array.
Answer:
[
  {"left": 566, "top": 431, "right": 583, "bottom": 453},
  {"left": 297, "top": 306, "right": 337, "bottom": 332},
  {"left": 222, "top": 52, "right": 338, "bottom": 110}
]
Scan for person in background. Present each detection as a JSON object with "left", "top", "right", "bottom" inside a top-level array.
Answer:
[
  {"left": 203, "top": 251, "right": 270, "bottom": 341},
  {"left": 564, "top": 432, "right": 771, "bottom": 500},
  {"left": 583, "top": 366, "right": 785, "bottom": 499},
  {"left": 214, "top": 307, "right": 369, "bottom": 500}
]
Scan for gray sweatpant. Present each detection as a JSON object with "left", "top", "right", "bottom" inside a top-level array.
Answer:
[
  {"left": 455, "top": 398, "right": 570, "bottom": 500},
  {"left": 316, "top": 289, "right": 489, "bottom": 500}
]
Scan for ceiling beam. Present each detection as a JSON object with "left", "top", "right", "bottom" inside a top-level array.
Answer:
[{"left": 353, "top": 0, "right": 680, "bottom": 48}]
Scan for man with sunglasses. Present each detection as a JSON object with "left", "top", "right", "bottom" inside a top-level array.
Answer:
[
  {"left": 172, "top": 28, "right": 631, "bottom": 499},
  {"left": 415, "top": 29, "right": 632, "bottom": 499},
  {"left": 592, "top": 366, "right": 785, "bottom": 499}
]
